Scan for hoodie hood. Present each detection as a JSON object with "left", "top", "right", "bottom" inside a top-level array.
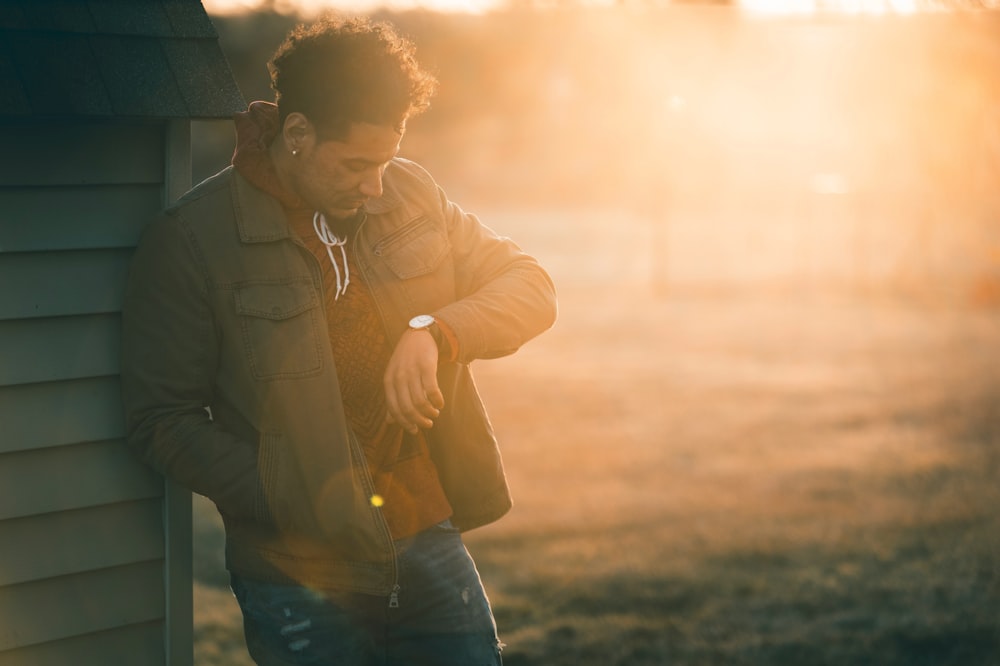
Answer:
[{"left": 231, "top": 101, "right": 307, "bottom": 211}]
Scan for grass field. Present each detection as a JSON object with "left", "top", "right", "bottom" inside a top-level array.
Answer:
[{"left": 190, "top": 206, "right": 1000, "bottom": 665}]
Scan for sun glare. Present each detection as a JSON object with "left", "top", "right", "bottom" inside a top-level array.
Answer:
[
  {"left": 739, "top": 0, "right": 925, "bottom": 14},
  {"left": 203, "top": 0, "right": 501, "bottom": 14},
  {"left": 204, "top": 0, "right": 945, "bottom": 13}
]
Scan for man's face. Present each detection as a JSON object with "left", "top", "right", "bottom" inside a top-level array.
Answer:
[{"left": 291, "top": 121, "right": 403, "bottom": 221}]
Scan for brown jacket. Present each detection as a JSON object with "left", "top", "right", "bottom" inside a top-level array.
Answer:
[{"left": 120, "top": 159, "right": 557, "bottom": 593}]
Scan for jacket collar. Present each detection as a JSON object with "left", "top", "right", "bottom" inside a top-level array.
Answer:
[{"left": 362, "top": 185, "right": 400, "bottom": 215}]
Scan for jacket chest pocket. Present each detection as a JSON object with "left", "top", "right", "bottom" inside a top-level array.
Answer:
[
  {"left": 234, "top": 279, "right": 323, "bottom": 380},
  {"left": 374, "top": 216, "right": 450, "bottom": 279}
]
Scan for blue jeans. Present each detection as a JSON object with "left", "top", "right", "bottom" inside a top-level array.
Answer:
[{"left": 230, "top": 520, "right": 504, "bottom": 665}]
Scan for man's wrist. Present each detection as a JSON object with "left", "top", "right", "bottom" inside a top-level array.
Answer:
[
  {"left": 408, "top": 314, "right": 457, "bottom": 361},
  {"left": 426, "top": 321, "right": 444, "bottom": 348}
]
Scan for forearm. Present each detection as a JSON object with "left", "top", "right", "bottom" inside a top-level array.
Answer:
[
  {"left": 437, "top": 194, "right": 558, "bottom": 363},
  {"left": 125, "top": 401, "right": 263, "bottom": 521},
  {"left": 435, "top": 259, "right": 557, "bottom": 363}
]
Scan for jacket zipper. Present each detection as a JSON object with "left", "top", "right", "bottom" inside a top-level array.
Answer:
[
  {"left": 389, "top": 584, "right": 401, "bottom": 609},
  {"left": 292, "top": 230, "right": 401, "bottom": 606},
  {"left": 349, "top": 215, "right": 405, "bottom": 608},
  {"left": 347, "top": 427, "right": 400, "bottom": 609},
  {"left": 348, "top": 217, "right": 403, "bottom": 608}
]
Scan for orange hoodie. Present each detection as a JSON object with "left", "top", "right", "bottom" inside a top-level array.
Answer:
[{"left": 232, "top": 102, "right": 452, "bottom": 539}]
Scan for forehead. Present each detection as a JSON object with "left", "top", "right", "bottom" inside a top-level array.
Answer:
[{"left": 322, "top": 122, "right": 402, "bottom": 162}]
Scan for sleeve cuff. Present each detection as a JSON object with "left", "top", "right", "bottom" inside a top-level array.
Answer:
[{"left": 433, "top": 317, "right": 460, "bottom": 363}]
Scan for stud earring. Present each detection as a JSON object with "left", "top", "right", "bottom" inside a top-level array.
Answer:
[{"left": 291, "top": 148, "right": 299, "bottom": 157}]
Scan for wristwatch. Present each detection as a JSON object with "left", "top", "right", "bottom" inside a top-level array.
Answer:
[
  {"left": 408, "top": 314, "right": 435, "bottom": 330},
  {"left": 408, "top": 314, "right": 443, "bottom": 348}
]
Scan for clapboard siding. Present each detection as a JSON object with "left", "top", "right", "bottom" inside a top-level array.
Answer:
[
  {"left": 0, "top": 248, "right": 132, "bottom": 320},
  {"left": 0, "top": 621, "right": 163, "bottom": 666},
  {"left": 0, "top": 123, "right": 164, "bottom": 186},
  {"left": 0, "top": 314, "right": 120, "bottom": 386},
  {"left": 0, "top": 111, "right": 196, "bottom": 663},
  {"left": 0, "top": 499, "right": 164, "bottom": 587},
  {"left": 0, "top": 184, "right": 162, "bottom": 252},
  {"left": 0, "top": 376, "right": 124, "bottom": 454},
  {"left": 1, "top": 3, "right": 242, "bottom": 659},
  {"left": 0, "top": 439, "right": 161, "bottom": 522},
  {"left": 0, "top": 560, "right": 165, "bottom": 652}
]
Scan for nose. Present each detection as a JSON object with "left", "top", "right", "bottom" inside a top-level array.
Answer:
[{"left": 358, "top": 167, "right": 384, "bottom": 199}]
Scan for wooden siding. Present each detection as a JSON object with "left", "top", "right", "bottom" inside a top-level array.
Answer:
[
  {"left": 0, "top": 440, "right": 161, "bottom": 521},
  {"left": 0, "top": 119, "right": 193, "bottom": 664},
  {"left": 0, "top": 314, "right": 121, "bottom": 385},
  {"left": 0, "top": 622, "right": 163, "bottom": 666},
  {"left": 0, "top": 123, "right": 164, "bottom": 186},
  {"left": 0, "top": 499, "right": 164, "bottom": 587},
  {"left": 0, "top": 376, "right": 125, "bottom": 454},
  {"left": 0, "top": 184, "right": 162, "bottom": 252},
  {"left": 0, "top": 248, "right": 133, "bottom": 320},
  {"left": 0, "top": 561, "right": 165, "bottom": 651}
]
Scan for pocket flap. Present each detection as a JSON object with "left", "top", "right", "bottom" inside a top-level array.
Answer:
[
  {"left": 375, "top": 217, "right": 449, "bottom": 279},
  {"left": 234, "top": 280, "right": 318, "bottom": 320}
]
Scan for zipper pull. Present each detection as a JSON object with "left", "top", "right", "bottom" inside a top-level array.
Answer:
[{"left": 388, "top": 584, "right": 400, "bottom": 609}]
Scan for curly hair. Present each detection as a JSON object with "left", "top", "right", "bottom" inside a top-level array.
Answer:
[{"left": 268, "top": 15, "right": 437, "bottom": 139}]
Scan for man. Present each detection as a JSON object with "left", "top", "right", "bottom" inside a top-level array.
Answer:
[{"left": 120, "top": 16, "right": 556, "bottom": 666}]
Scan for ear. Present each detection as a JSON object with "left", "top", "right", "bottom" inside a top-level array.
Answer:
[{"left": 282, "top": 112, "right": 316, "bottom": 155}]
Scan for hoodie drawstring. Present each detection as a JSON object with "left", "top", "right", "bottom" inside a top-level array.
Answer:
[{"left": 312, "top": 212, "right": 350, "bottom": 300}]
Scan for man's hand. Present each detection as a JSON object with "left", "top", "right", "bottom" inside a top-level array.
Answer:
[{"left": 383, "top": 329, "right": 445, "bottom": 434}]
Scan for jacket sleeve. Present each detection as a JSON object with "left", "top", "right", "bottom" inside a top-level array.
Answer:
[
  {"left": 430, "top": 188, "right": 558, "bottom": 364},
  {"left": 120, "top": 212, "right": 266, "bottom": 524}
]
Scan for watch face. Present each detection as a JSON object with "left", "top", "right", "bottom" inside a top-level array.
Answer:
[{"left": 409, "top": 314, "right": 435, "bottom": 329}]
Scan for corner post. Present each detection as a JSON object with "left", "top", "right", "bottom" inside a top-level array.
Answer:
[{"left": 163, "top": 118, "right": 194, "bottom": 666}]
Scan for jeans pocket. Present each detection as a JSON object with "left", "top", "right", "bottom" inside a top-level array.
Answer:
[{"left": 230, "top": 575, "right": 368, "bottom": 665}]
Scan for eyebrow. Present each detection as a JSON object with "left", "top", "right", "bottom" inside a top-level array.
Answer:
[{"left": 348, "top": 148, "right": 400, "bottom": 167}]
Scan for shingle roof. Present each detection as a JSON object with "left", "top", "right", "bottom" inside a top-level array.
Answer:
[{"left": 0, "top": 0, "right": 246, "bottom": 119}]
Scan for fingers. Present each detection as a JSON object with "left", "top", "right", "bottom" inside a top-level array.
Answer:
[
  {"left": 383, "top": 330, "right": 444, "bottom": 434},
  {"left": 384, "top": 378, "right": 440, "bottom": 433}
]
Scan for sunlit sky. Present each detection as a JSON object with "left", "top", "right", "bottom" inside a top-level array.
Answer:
[
  {"left": 203, "top": 0, "right": 502, "bottom": 14},
  {"left": 203, "top": 0, "right": 977, "bottom": 15}
]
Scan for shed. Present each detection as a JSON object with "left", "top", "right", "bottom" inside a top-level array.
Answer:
[{"left": 0, "top": 1, "right": 244, "bottom": 663}]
